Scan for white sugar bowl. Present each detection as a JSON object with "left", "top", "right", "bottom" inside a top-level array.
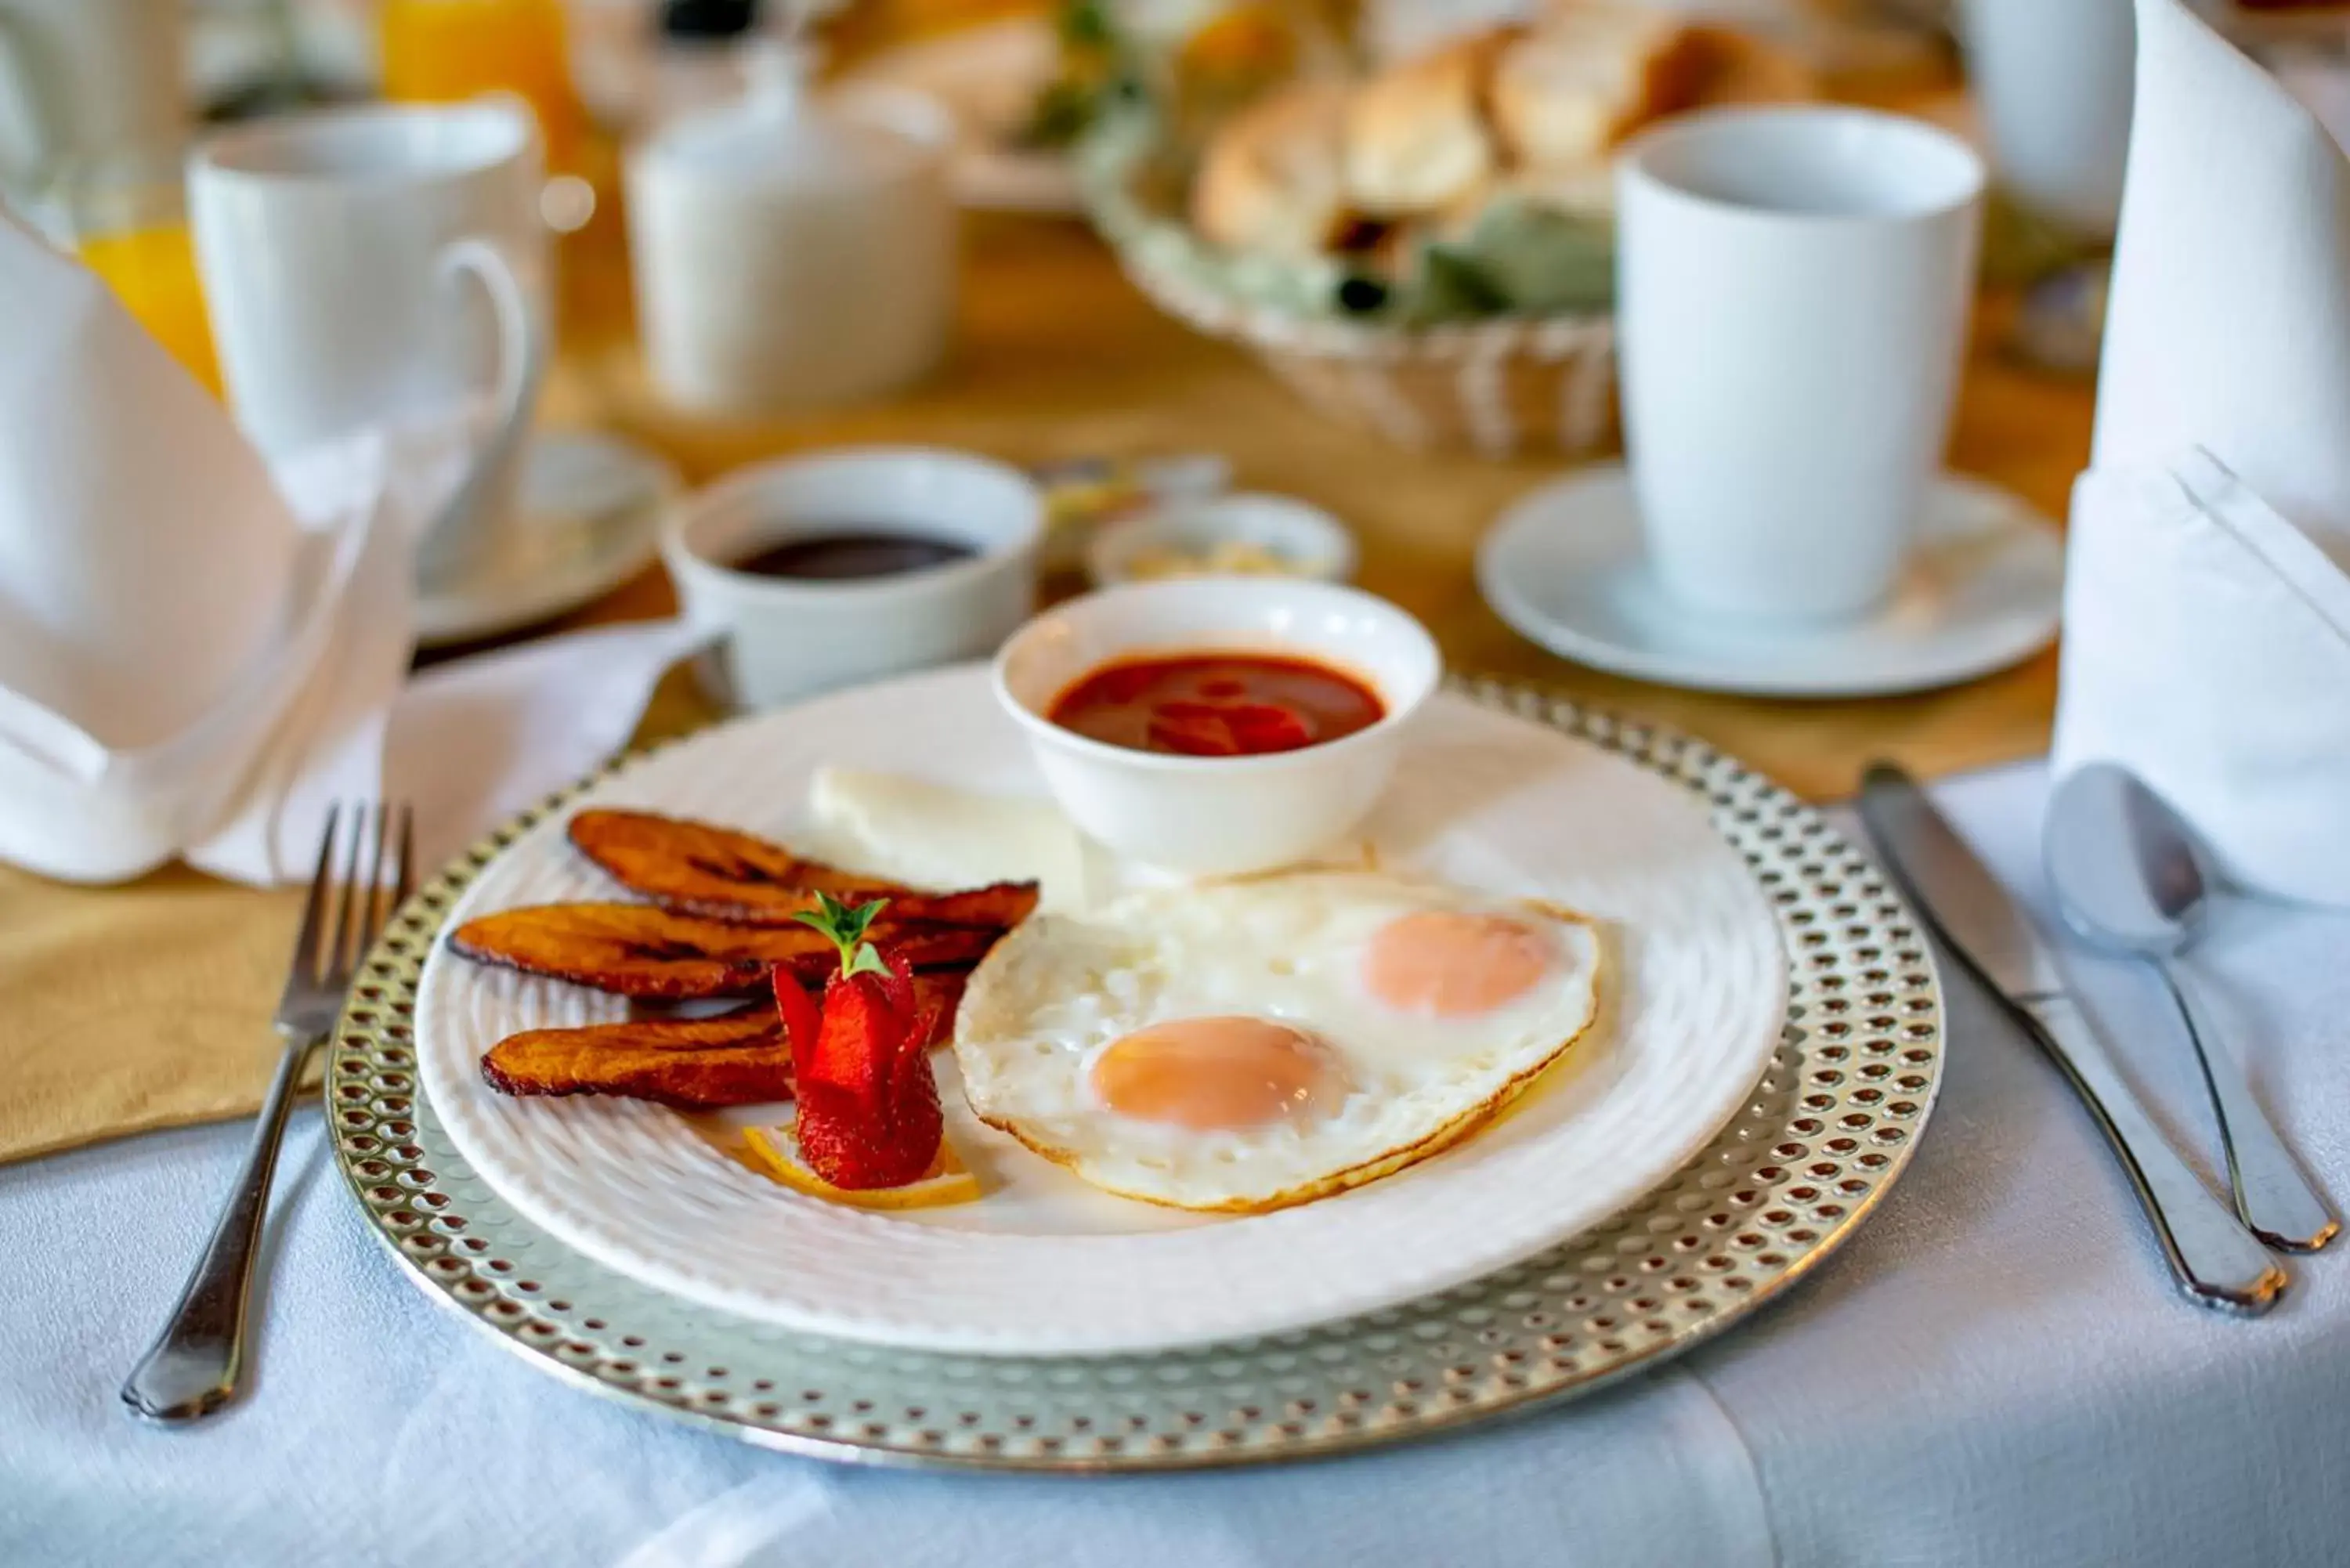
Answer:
[{"left": 626, "top": 48, "right": 956, "bottom": 414}]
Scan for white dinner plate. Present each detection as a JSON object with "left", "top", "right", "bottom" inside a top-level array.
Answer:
[
  {"left": 1479, "top": 463, "right": 2065, "bottom": 699},
  {"left": 841, "top": 16, "right": 1082, "bottom": 214},
  {"left": 414, "top": 665, "right": 1788, "bottom": 1355}
]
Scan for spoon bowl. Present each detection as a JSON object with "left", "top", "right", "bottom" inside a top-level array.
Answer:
[
  {"left": 2044, "top": 761, "right": 2337, "bottom": 1252},
  {"left": 2047, "top": 761, "right": 2212, "bottom": 959}
]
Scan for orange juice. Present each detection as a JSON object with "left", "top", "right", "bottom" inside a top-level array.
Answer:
[
  {"left": 76, "top": 221, "right": 222, "bottom": 395},
  {"left": 380, "top": 0, "right": 587, "bottom": 169}
]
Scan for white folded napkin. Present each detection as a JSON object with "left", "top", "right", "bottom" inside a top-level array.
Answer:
[
  {"left": 381, "top": 617, "right": 714, "bottom": 879},
  {"left": 0, "top": 209, "right": 711, "bottom": 887},
  {"left": 0, "top": 216, "right": 299, "bottom": 750},
  {"left": 2051, "top": 0, "right": 2350, "bottom": 906},
  {"left": 0, "top": 211, "right": 413, "bottom": 883}
]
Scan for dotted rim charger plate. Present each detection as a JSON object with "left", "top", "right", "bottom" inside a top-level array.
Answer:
[
  {"left": 409, "top": 666, "right": 1791, "bottom": 1356},
  {"left": 329, "top": 675, "right": 1946, "bottom": 1469}
]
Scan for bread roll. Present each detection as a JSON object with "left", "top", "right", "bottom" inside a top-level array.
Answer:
[
  {"left": 1191, "top": 80, "right": 1354, "bottom": 262},
  {"left": 1491, "top": 9, "right": 1711, "bottom": 171},
  {"left": 1437, "top": 161, "right": 1618, "bottom": 238},
  {"left": 1341, "top": 26, "right": 1517, "bottom": 219}
]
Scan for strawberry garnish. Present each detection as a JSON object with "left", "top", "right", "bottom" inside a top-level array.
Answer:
[{"left": 773, "top": 894, "right": 950, "bottom": 1191}]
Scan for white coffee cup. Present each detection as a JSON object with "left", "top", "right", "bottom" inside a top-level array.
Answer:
[
  {"left": 663, "top": 448, "right": 1041, "bottom": 711},
  {"left": 1616, "top": 106, "right": 1985, "bottom": 624},
  {"left": 0, "top": 0, "right": 186, "bottom": 201},
  {"left": 626, "top": 54, "right": 956, "bottom": 414},
  {"left": 1958, "top": 0, "right": 2135, "bottom": 240},
  {"left": 188, "top": 101, "right": 550, "bottom": 582}
]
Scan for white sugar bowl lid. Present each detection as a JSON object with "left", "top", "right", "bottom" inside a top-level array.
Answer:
[{"left": 638, "top": 42, "right": 949, "bottom": 189}]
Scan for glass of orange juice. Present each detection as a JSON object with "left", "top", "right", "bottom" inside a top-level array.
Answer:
[
  {"left": 380, "top": 0, "right": 588, "bottom": 169},
  {"left": 46, "top": 158, "right": 223, "bottom": 396}
]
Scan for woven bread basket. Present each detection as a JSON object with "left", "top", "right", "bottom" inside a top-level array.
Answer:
[
  {"left": 1120, "top": 240, "right": 1619, "bottom": 457},
  {"left": 1082, "top": 105, "right": 1620, "bottom": 458},
  {"left": 1078, "top": 23, "right": 1817, "bottom": 458}
]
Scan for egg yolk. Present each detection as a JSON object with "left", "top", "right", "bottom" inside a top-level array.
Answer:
[
  {"left": 1092, "top": 1017, "right": 1343, "bottom": 1131},
  {"left": 1365, "top": 910, "right": 1554, "bottom": 1016}
]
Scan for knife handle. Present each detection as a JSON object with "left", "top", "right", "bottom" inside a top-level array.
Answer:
[{"left": 2017, "top": 992, "right": 2288, "bottom": 1315}]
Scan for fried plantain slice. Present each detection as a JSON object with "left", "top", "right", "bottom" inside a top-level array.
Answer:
[
  {"left": 482, "top": 1007, "right": 790, "bottom": 1106},
  {"left": 479, "top": 974, "right": 970, "bottom": 1106},
  {"left": 447, "top": 903, "right": 1002, "bottom": 999},
  {"left": 566, "top": 809, "right": 1040, "bottom": 930}
]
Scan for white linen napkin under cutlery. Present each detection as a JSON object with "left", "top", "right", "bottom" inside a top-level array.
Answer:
[
  {"left": 1869, "top": 0, "right": 2350, "bottom": 1316},
  {"left": 2055, "top": 0, "right": 2350, "bottom": 909}
]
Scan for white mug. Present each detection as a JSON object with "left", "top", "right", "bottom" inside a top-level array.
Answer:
[
  {"left": 187, "top": 102, "right": 550, "bottom": 581},
  {"left": 0, "top": 0, "right": 186, "bottom": 201},
  {"left": 663, "top": 448, "right": 1040, "bottom": 711},
  {"left": 1958, "top": 0, "right": 2136, "bottom": 240},
  {"left": 627, "top": 74, "right": 956, "bottom": 414},
  {"left": 1616, "top": 106, "right": 1985, "bottom": 624}
]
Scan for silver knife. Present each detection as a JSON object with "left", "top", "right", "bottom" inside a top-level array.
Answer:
[{"left": 1857, "top": 762, "right": 2287, "bottom": 1316}]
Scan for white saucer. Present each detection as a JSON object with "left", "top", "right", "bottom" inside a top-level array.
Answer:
[
  {"left": 415, "top": 431, "right": 680, "bottom": 649},
  {"left": 1478, "top": 464, "right": 2065, "bottom": 699}
]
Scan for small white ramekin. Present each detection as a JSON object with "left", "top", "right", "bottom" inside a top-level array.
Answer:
[
  {"left": 1084, "top": 492, "right": 1358, "bottom": 588},
  {"left": 663, "top": 446, "right": 1041, "bottom": 710},
  {"left": 992, "top": 577, "right": 1441, "bottom": 876}
]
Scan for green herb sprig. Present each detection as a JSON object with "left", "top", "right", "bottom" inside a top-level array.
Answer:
[{"left": 791, "top": 891, "right": 892, "bottom": 981}]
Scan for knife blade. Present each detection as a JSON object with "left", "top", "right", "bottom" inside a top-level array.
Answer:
[{"left": 1857, "top": 762, "right": 2287, "bottom": 1316}]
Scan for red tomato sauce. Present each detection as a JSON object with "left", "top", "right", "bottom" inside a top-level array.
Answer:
[{"left": 1047, "top": 653, "right": 1386, "bottom": 757}]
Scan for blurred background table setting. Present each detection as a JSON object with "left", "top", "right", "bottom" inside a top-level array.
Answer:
[{"left": 4, "top": 0, "right": 2350, "bottom": 1564}]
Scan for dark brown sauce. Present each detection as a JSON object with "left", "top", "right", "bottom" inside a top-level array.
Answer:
[{"left": 728, "top": 530, "right": 975, "bottom": 582}]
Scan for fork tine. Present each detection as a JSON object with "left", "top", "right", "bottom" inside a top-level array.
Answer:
[
  {"left": 324, "top": 803, "right": 370, "bottom": 979},
  {"left": 392, "top": 803, "right": 416, "bottom": 907},
  {"left": 286, "top": 804, "right": 342, "bottom": 983},
  {"left": 351, "top": 803, "right": 382, "bottom": 970},
  {"left": 360, "top": 802, "right": 393, "bottom": 955}
]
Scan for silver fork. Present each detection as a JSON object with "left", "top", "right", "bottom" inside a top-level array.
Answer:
[{"left": 121, "top": 804, "right": 414, "bottom": 1423}]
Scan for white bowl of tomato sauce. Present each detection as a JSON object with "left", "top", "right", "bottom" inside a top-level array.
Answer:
[{"left": 992, "top": 578, "right": 1442, "bottom": 876}]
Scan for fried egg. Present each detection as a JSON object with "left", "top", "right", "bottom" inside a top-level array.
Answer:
[{"left": 953, "top": 873, "right": 1603, "bottom": 1212}]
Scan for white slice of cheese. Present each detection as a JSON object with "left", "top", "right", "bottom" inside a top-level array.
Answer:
[{"left": 806, "top": 768, "right": 1094, "bottom": 915}]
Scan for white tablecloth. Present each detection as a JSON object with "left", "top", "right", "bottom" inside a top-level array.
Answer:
[{"left": 5, "top": 762, "right": 2348, "bottom": 1567}]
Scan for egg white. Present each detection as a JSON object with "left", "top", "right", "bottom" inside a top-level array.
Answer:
[{"left": 952, "top": 873, "right": 1604, "bottom": 1212}]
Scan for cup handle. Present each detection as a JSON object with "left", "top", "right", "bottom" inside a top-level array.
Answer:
[{"left": 421, "top": 234, "right": 547, "bottom": 569}]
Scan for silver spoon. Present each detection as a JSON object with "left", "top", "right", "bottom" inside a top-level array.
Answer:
[{"left": 2046, "top": 762, "right": 2338, "bottom": 1252}]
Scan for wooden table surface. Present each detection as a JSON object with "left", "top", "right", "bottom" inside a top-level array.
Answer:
[{"left": 546, "top": 204, "right": 2092, "bottom": 802}]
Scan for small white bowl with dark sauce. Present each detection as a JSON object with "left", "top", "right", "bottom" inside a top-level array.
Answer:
[
  {"left": 664, "top": 446, "right": 1043, "bottom": 709},
  {"left": 993, "top": 577, "right": 1441, "bottom": 876}
]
